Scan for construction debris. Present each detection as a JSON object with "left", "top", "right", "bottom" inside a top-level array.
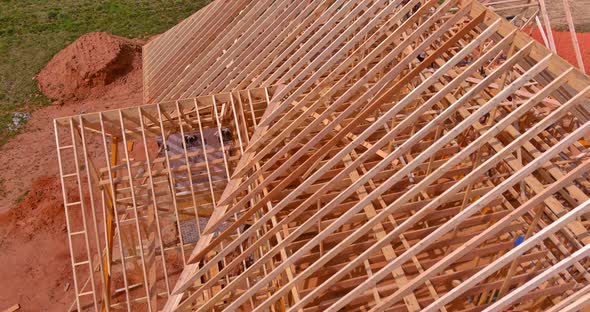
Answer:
[{"left": 55, "top": 0, "right": 590, "bottom": 311}]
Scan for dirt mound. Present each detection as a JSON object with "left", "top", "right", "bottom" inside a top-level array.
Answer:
[
  {"left": 36, "top": 32, "right": 143, "bottom": 104},
  {"left": 15, "top": 176, "right": 71, "bottom": 234},
  {"left": 0, "top": 176, "right": 74, "bottom": 241}
]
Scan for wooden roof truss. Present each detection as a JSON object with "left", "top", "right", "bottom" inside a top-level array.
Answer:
[
  {"left": 54, "top": 87, "right": 274, "bottom": 311},
  {"left": 166, "top": 1, "right": 590, "bottom": 312},
  {"left": 55, "top": 0, "right": 590, "bottom": 311}
]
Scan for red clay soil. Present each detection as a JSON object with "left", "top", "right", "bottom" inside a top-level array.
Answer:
[
  {"left": 528, "top": 28, "right": 590, "bottom": 73},
  {"left": 36, "top": 32, "right": 143, "bottom": 104},
  {"left": 0, "top": 32, "right": 145, "bottom": 311},
  {"left": 0, "top": 176, "right": 76, "bottom": 311}
]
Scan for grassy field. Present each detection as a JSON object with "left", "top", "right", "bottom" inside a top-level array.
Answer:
[{"left": 0, "top": 0, "right": 210, "bottom": 146}]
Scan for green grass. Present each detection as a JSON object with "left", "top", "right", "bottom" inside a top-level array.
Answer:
[{"left": 0, "top": 0, "right": 211, "bottom": 146}]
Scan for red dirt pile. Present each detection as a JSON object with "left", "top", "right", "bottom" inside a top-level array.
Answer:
[
  {"left": 528, "top": 28, "right": 590, "bottom": 73},
  {"left": 36, "top": 32, "right": 143, "bottom": 104},
  {"left": 0, "top": 32, "right": 144, "bottom": 214},
  {"left": 3, "top": 176, "right": 74, "bottom": 238}
]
